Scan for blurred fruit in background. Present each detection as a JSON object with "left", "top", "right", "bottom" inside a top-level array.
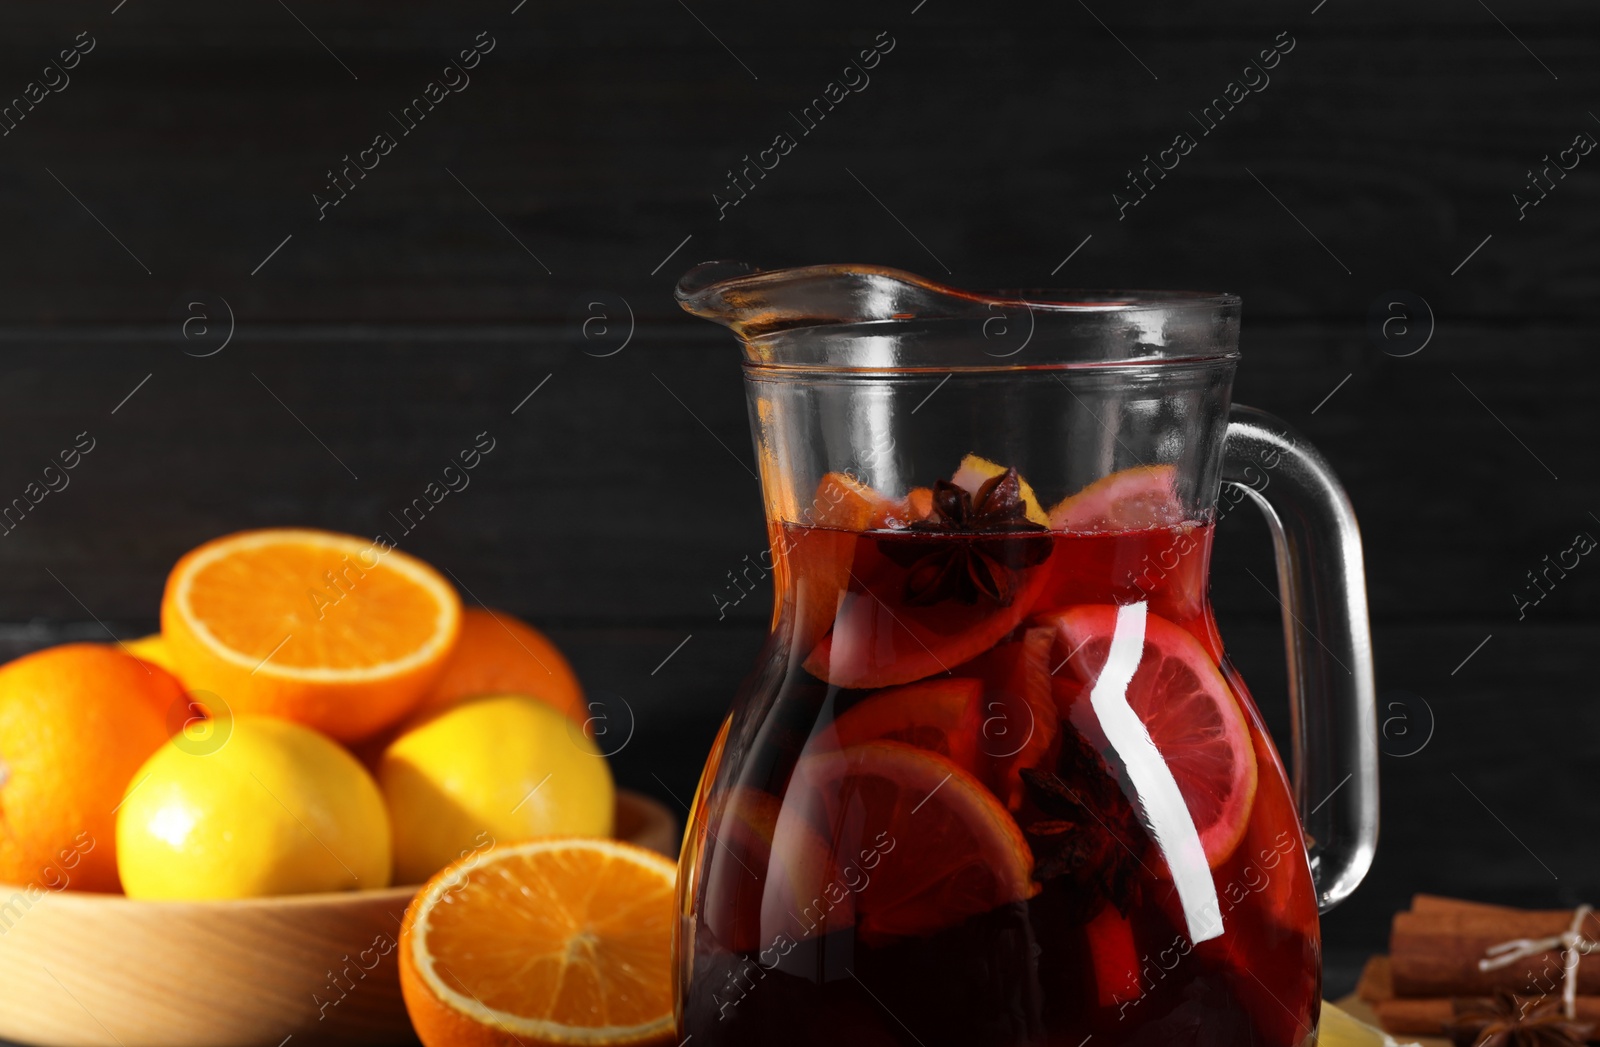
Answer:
[
  {"left": 0, "top": 524, "right": 619, "bottom": 917},
  {"left": 116, "top": 715, "right": 392, "bottom": 899},
  {"left": 161, "top": 528, "right": 462, "bottom": 742},
  {"left": 380, "top": 695, "right": 614, "bottom": 885},
  {"left": 409, "top": 606, "right": 585, "bottom": 726},
  {"left": 0, "top": 644, "right": 175, "bottom": 892},
  {"left": 123, "top": 633, "right": 177, "bottom": 676}
]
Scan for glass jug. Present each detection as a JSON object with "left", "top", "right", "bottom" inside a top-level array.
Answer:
[{"left": 672, "top": 262, "right": 1378, "bottom": 1047}]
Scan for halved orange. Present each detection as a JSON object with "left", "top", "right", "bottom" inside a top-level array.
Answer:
[
  {"left": 161, "top": 528, "right": 462, "bottom": 742},
  {"left": 1045, "top": 605, "right": 1257, "bottom": 868},
  {"left": 400, "top": 838, "right": 675, "bottom": 1047},
  {"left": 1048, "top": 464, "right": 1184, "bottom": 532},
  {"left": 772, "top": 741, "right": 1036, "bottom": 944}
]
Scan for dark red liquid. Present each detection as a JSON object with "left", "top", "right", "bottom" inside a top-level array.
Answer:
[{"left": 679, "top": 522, "right": 1320, "bottom": 1047}]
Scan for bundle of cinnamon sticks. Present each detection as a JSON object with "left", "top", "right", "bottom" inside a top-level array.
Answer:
[{"left": 1358, "top": 895, "right": 1600, "bottom": 1039}]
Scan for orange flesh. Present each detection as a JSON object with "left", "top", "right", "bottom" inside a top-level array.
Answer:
[
  {"left": 1048, "top": 465, "right": 1183, "bottom": 532},
  {"left": 969, "top": 625, "right": 1059, "bottom": 810},
  {"left": 790, "top": 742, "right": 1035, "bottom": 943},
  {"left": 1075, "top": 633, "right": 1246, "bottom": 840},
  {"left": 827, "top": 677, "right": 985, "bottom": 772},
  {"left": 802, "top": 551, "right": 1053, "bottom": 689},
  {"left": 1050, "top": 606, "right": 1257, "bottom": 867},
  {"left": 186, "top": 543, "right": 442, "bottom": 668},
  {"left": 422, "top": 847, "right": 673, "bottom": 1028},
  {"left": 1137, "top": 648, "right": 1235, "bottom": 827}
]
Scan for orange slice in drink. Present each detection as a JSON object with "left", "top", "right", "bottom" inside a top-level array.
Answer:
[
  {"left": 784, "top": 472, "right": 889, "bottom": 654},
  {"left": 161, "top": 528, "right": 461, "bottom": 742},
  {"left": 963, "top": 625, "right": 1058, "bottom": 810},
  {"left": 1048, "top": 464, "right": 1184, "bottom": 532},
  {"left": 1046, "top": 605, "right": 1257, "bottom": 868},
  {"left": 1085, "top": 904, "right": 1142, "bottom": 1007},
  {"left": 399, "top": 838, "right": 675, "bottom": 1047},
  {"left": 818, "top": 471, "right": 899, "bottom": 528},
  {"left": 899, "top": 486, "right": 935, "bottom": 525},
  {"left": 820, "top": 677, "right": 985, "bottom": 774},
  {"left": 773, "top": 741, "right": 1035, "bottom": 944},
  {"left": 803, "top": 536, "right": 1052, "bottom": 689},
  {"left": 706, "top": 785, "right": 832, "bottom": 953}
]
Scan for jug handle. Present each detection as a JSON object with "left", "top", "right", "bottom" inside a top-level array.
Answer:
[{"left": 1222, "top": 405, "right": 1379, "bottom": 913}]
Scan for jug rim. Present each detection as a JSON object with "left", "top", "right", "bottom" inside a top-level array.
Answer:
[
  {"left": 677, "top": 261, "right": 1240, "bottom": 317},
  {"left": 677, "top": 261, "right": 1242, "bottom": 371}
]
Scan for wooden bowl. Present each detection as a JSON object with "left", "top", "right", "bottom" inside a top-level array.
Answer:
[{"left": 0, "top": 789, "right": 677, "bottom": 1047}]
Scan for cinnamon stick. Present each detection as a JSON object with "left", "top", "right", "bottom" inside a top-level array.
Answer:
[
  {"left": 1374, "top": 997, "right": 1600, "bottom": 1037},
  {"left": 1410, "top": 894, "right": 1520, "bottom": 916},
  {"left": 1390, "top": 897, "right": 1600, "bottom": 996},
  {"left": 1362, "top": 954, "right": 1600, "bottom": 1039},
  {"left": 1357, "top": 954, "right": 1395, "bottom": 1004}
]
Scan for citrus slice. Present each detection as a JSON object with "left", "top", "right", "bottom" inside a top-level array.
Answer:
[
  {"left": 819, "top": 471, "right": 900, "bottom": 528},
  {"left": 894, "top": 486, "right": 935, "bottom": 527},
  {"left": 963, "top": 625, "right": 1058, "bottom": 810},
  {"left": 1085, "top": 905, "right": 1141, "bottom": 1007},
  {"left": 952, "top": 454, "right": 1049, "bottom": 526},
  {"left": 1048, "top": 464, "right": 1184, "bottom": 532},
  {"left": 698, "top": 785, "right": 835, "bottom": 953},
  {"left": 803, "top": 536, "right": 1053, "bottom": 689},
  {"left": 713, "top": 787, "right": 785, "bottom": 952},
  {"left": 1046, "top": 605, "right": 1257, "bottom": 868},
  {"left": 771, "top": 741, "right": 1035, "bottom": 944},
  {"left": 400, "top": 838, "right": 675, "bottom": 1047},
  {"left": 784, "top": 472, "right": 887, "bottom": 654},
  {"left": 162, "top": 528, "right": 462, "bottom": 742},
  {"left": 821, "top": 678, "right": 985, "bottom": 773},
  {"left": 1049, "top": 676, "right": 1100, "bottom": 751}
]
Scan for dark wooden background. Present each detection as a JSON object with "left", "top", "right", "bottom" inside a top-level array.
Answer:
[{"left": 1, "top": 0, "right": 1597, "bottom": 1002}]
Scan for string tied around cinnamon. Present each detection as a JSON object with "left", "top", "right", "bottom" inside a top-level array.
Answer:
[{"left": 1479, "top": 904, "right": 1600, "bottom": 1019}]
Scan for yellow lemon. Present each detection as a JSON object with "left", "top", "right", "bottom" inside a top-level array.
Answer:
[
  {"left": 379, "top": 694, "right": 614, "bottom": 885},
  {"left": 1316, "top": 1002, "right": 1392, "bottom": 1047},
  {"left": 116, "top": 715, "right": 392, "bottom": 899},
  {"left": 124, "top": 633, "right": 179, "bottom": 676}
]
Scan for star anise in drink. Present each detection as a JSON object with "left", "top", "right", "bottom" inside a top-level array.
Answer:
[
  {"left": 1447, "top": 990, "right": 1593, "bottom": 1047},
  {"left": 1020, "top": 728, "right": 1147, "bottom": 917},
  {"left": 876, "top": 468, "right": 1052, "bottom": 606}
]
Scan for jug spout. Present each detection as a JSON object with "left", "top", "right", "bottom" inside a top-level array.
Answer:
[{"left": 675, "top": 260, "right": 994, "bottom": 339}]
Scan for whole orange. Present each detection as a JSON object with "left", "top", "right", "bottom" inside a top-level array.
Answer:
[
  {"left": 407, "top": 607, "right": 584, "bottom": 727},
  {"left": 0, "top": 644, "right": 174, "bottom": 892}
]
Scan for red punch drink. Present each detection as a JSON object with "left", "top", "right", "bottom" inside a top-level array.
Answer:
[{"left": 679, "top": 464, "right": 1321, "bottom": 1047}]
